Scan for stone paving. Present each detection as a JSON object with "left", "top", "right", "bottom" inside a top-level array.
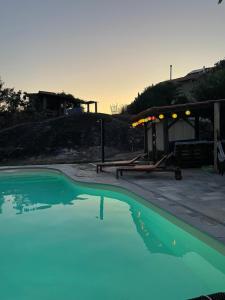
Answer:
[{"left": 1, "top": 163, "right": 225, "bottom": 245}]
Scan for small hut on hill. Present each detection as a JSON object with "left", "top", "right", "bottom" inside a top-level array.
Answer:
[{"left": 27, "top": 91, "right": 98, "bottom": 117}]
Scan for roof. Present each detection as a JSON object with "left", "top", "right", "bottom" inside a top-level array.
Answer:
[
  {"left": 27, "top": 91, "right": 97, "bottom": 104},
  {"left": 172, "top": 66, "right": 212, "bottom": 83},
  {"left": 187, "top": 67, "right": 207, "bottom": 75},
  {"left": 133, "top": 99, "right": 225, "bottom": 121}
]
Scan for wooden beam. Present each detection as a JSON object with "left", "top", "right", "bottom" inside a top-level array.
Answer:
[
  {"left": 94, "top": 102, "right": 98, "bottom": 113},
  {"left": 100, "top": 119, "right": 105, "bottom": 163},
  {"left": 152, "top": 122, "right": 157, "bottom": 162},
  {"left": 144, "top": 123, "right": 148, "bottom": 154},
  {"left": 163, "top": 119, "right": 169, "bottom": 153},
  {"left": 195, "top": 115, "right": 200, "bottom": 140},
  {"left": 214, "top": 102, "right": 220, "bottom": 171},
  {"left": 133, "top": 99, "right": 225, "bottom": 122}
]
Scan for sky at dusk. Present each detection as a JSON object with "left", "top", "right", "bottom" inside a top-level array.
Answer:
[{"left": 0, "top": 0, "right": 225, "bottom": 113}]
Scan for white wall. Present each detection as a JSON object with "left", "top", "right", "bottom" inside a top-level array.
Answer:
[
  {"left": 147, "top": 119, "right": 195, "bottom": 152},
  {"left": 169, "top": 119, "right": 195, "bottom": 141}
]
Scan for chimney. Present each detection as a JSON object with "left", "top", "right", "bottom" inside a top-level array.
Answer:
[{"left": 170, "top": 65, "right": 173, "bottom": 80}]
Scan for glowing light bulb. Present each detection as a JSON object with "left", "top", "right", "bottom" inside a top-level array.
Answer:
[
  {"left": 185, "top": 110, "right": 191, "bottom": 116},
  {"left": 172, "top": 113, "right": 178, "bottom": 119}
]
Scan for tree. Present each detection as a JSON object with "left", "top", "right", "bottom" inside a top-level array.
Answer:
[
  {"left": 192, "top": 67, "right": 225, "bottom": 101},
  {"left": 57, "top": 92, "right": 82, "bottom": 109},
  {"left": 126, "top": 81, "right": 187, "bottom": 114},
  {"left": 0, "top": 78, "right": 24, "bottom": 113}
]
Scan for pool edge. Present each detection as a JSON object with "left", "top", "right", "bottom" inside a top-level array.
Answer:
[{"left": 1, "top": 165, "right": 225, "bottom": 257}]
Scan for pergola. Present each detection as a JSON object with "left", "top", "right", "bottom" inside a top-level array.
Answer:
[
  {"left": 27, "top": 91, "right": 98, "bottom": 115},
  {"left": 132, "top": 99, "right": 225, "bottom": 170},
  {"left": 84, "top": 100, "right": 98, "bottom": 113}
]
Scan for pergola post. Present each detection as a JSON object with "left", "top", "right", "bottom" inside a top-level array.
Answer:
[
  {"left": 152, "top": 122, "right": 157, "bottom": 162},
  {"left": 144, "top": 123, "right": 148, "bottom": 155},
  {"left": 214, "top": 102, "right": 220, "bottom": 171},
  {"left": 95, "top": 102, "right": 98, "bottom": 113},
  {"left": 100, "top": 119, "right": 105, "bottom": 163},
  {"left": 163, "top": 119, "right": 169, "bottom": 153},
  {"left": 87, "top": 103, "right": 90, "bottom": 113},
  {"left": 195, "top": 115, "right": 200, "bottom": 140}
]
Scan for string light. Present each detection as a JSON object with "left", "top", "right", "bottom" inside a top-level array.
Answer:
[
  {"left": 132, "top": 110, "right": 192, "bottom": 127},
  {"left": 185, "top": 110, "right": 191, "bottom": 116},
  {"left": 132, "top": 114, "right": 161, "bottom": 128},
  {"left": 172, "top": 113, "right": 178, "bottom": 119}
]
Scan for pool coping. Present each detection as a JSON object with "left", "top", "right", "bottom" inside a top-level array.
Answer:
[{"left": 1, "top": 164, "right": 225, "bottom": 253}]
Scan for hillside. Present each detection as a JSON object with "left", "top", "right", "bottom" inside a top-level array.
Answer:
[
  {"left": 127, "top": 59, "right": 225, "bottom": 115},
  {"left": 0, "top": 113, "right": 143, "bottom": 164}
]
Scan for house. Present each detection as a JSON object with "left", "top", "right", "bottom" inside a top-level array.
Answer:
[{"left": 172, "top": 66, "right": 212, "bottom": 102}]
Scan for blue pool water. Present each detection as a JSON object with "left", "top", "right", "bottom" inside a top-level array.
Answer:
[{"left": 0, "top": 170, "right": 225, "bottom": 300}]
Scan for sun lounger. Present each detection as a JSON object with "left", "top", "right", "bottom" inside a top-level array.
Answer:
[
  {"left": 116, "top": 153, "right": 182, "bottom": 180},
  {"left": 96, "top": 154, "right": 144, "bottom": 173}
]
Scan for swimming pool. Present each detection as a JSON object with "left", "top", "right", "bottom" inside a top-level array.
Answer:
[{"left": 0, "top": 169, "right": 225, "bottom": 300}]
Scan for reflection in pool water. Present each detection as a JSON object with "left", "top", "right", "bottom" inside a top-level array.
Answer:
[{"left": 0, "top": 171, "right": 225, "bottom": 300}]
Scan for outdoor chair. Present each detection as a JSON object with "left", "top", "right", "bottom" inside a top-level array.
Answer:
[
  {"left": 217, "top": 141, "right": 225, "bottom": 176},
  {"left": 96, "top": 154, "right": 145, "bottom": 173},
  {"left": 116, "top": 153, "right": 182, "bottom": 180}
]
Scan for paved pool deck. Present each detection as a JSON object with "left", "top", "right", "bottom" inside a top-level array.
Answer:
[{"left": 1, "top": 163, "right": 225, "bottom": 245}]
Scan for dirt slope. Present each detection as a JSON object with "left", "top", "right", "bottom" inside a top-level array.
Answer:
[{"left": 0, "top": 113, "right": 143, "bottom": 163}]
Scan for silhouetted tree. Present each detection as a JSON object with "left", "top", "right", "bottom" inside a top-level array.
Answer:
[
  {"left": 0, "top": 78, "right": 25, "bottom": 113},
  {"left": 192, "top": 63, "right": 225, "bottom": 101},
  {"left": 126, "top": 81, "right": 186, "bottom": 114}
]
